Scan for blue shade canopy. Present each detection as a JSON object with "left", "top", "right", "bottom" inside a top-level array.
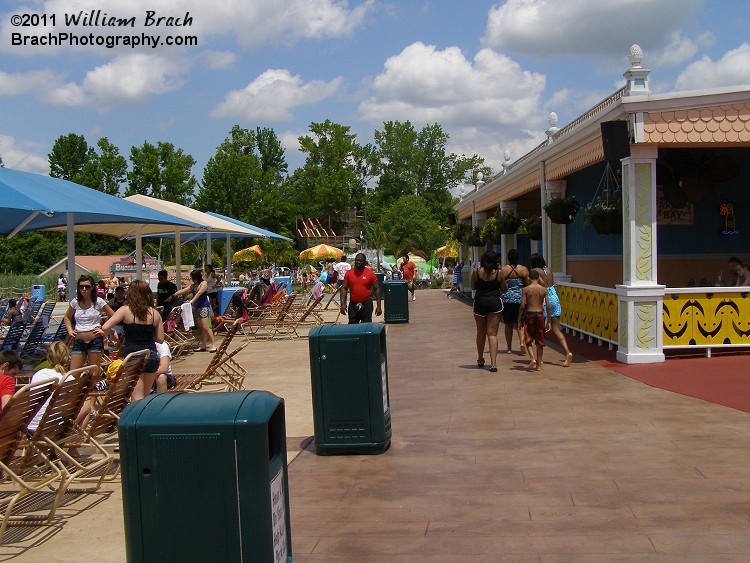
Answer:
[
  {"left": 0, "top": 167, "right": 205, "bottom": 238},
  {"left": 206, "top": 212, "right": 291, "bottom": 241},
  {"left": 138, "top": 211, "right": 290, "bottom": 242}
]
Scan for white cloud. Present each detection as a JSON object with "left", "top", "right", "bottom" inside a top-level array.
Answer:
[
  {"left": 359, "top": 42, "right": 546, "bottom": 128},
  {"left": 649, "top": 32, "right": 700, "bottom": 67},
  {"left": 675, "top": 43, "right": 750, "bottom": 90},
  {"left": 198, "top": 50, "right": 237, "bottom": 70},
  {"left": 211, "top": 69, "right": 343, "bottom": 121},
  {"left": 42, "top": 82, "right": 90, "bottom": 106},
  {"left": 0, "top": 69, "right": 60, "bottom": 96},
  {"left": 82, "top": 54, "right": 186, "bottom": 106},
  {"left": 482, "top": 0, "right": 700, "bottom": 58},
  {"left": 0, "top": 135, "right": 49, "bottom": 173}
]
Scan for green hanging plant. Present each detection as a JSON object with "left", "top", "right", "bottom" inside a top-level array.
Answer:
[
  {"left": 480, "top": 217, "right": 500, "bottom": 243},
  {"left": 521, "top": 216, "right": 543, "bottom": 240},
  {"left": 583, "top": 162, "right": 623, "bottom": 235},
  {"left": 495, "top": 209, "right": 522, "bottom": 235},
  {"left": 583, "top": 193, "right": 622, "bottom": 234},
  {"left": 467, "top": 226, "right": 484, "bottom": 246},
  {"left": 543, "top": 195, "right": 580, "bottom": 224}
]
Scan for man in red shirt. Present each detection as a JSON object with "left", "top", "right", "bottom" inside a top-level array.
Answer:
[
  {"left": 399, "top": 254, "right": 417, "bottom": 301},
  {"left": 339, "top": 253, "right": 382, "bottom": 323}
]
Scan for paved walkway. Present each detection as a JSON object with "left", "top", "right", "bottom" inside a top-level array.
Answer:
[{"left": 3, "top": 290, "right": 750, "bottom": 561}]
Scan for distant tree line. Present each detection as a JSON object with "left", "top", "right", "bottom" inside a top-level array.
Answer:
[{"left": 0, "top": 121, "right": 492, "bottom": 274}]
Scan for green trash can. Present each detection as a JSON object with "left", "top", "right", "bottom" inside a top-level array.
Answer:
[
  {"left": 383, "top": 280, "right": 409, "bottom": 324},
  {"left": 118, "top": 391, "right": 292, "bottom": 563},
  {"left": 308, "top": 322, "right": 391, "bottom": 455},
  {"left": 371, "top": 271, "right": 385, "bottom": 300}
]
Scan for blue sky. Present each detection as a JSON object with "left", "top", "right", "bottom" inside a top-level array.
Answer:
[{"left": 2, "top": 0, "right": 750, "bottom": 190}]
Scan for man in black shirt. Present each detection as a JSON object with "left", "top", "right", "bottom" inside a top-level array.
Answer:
[{"left": 156, "top": 270, "right": 178, "bottom": 320}]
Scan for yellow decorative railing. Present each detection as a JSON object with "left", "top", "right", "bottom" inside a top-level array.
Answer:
[
  {"left": 556, "top": 283, "right": 618, "bottom": 344},
  {"left": 663, "top": 288, "right": 750, "bottom": 348}
]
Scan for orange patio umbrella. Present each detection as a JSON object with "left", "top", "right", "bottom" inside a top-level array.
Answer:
[
  {"left": 232, "top": 244, "right": 263, "bottom": 262},
  {"left": 299, "top": 243, "right": 344, "bottom": 260}
]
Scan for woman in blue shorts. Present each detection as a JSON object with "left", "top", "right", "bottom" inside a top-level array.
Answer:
[{"left": 64, "top": 275, "right": 116, "bottom": 375}]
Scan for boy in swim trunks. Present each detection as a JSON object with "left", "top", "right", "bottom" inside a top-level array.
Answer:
[{"left": 517, "top": 270, "right": 551, "bottom": 371}]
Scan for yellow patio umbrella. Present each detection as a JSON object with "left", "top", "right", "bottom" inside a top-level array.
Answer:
[
  {"left": 233, "top": 244, "right": 263, "bottom": 262},
  {"left": 299, "top": 243, "right": 344, "bottom": 260},
  {"left": 435, "top": 242, "right": 458, "bottom": 259}
]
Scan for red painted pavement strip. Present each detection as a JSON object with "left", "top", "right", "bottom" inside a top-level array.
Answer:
[{"left": 563, "top": 335, "right": 750, "bottom": 413}]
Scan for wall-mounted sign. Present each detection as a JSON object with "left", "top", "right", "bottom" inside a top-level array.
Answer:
[{"left": 657, "top": 187, "right": 694, "bottom": 225}]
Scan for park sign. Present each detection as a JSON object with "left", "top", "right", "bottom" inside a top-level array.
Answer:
[{"left": 111, "top": 251, "right": 162, "bottom": 273}]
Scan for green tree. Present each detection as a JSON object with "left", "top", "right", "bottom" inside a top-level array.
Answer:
[
  {"left": 126, "top": 141, "right": 197, "bottom": 205},
  {"left": 294, "top": 120, "right": 375, "bottom": 227},
  {"left": 195, "top": 126, "right": 259, "bottom": 218},
  {"left": 378, "top": 194, "right": 440, "bottom": 257},
  {"left": 78, "top": 137, "right": 128, "bottom": 195},
  {"left": 0, "top": 232, "right": 67, "bottom": 274},
  {"left": 369, "top": 121, "right": 487, "bottom": 224},
  {"left": 49, "top": 133, "right": 89, "bottom": 182}
]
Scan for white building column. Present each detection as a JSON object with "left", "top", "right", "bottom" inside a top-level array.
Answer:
[
  {"left": 616, "top": 145, "right": 665, "bottom": 364},
  {"left": 543, "top": 180, "right": 570, "bottom": 282}
]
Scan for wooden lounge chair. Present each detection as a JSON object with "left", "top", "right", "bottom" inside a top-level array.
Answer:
[
  {"left": 85, "top": 349, "right": 149, "bottom": 449},
  {"left": 242, "top": 294, "right": 298, "bottom": 340},
  {"left": 23, "top": 366, "right": 113, "bottom": 494},
  {"left": 168, "top": 344, "right": 247, "bottom": 393},
  {"left": 170, "top": 320, "right": 246, "bottom": 392},
  {"left": 0, "top": 377, "right": 59, "bottom": 541}
]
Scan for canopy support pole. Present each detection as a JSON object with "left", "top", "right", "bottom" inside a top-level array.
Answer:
[
  {"left": 66, "top": 213, "right": 76, "bottom": 301},
  {"left": 135, "top": 225, "right": 143, "bottom": 280},
  {"left": 175, "top": 229, "right": 182, "bottom": 288},
  {"left": 225, "top": 235, "right": 232, "bottom": 282}
]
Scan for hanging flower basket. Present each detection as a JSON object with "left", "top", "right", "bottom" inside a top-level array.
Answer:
[
  {"left": 454, "top": 222, "right": 471, "bottom": 243},
  {"left": 468, "top": 226, "right": 484, "bottom": 246},
  {"left": 522, "top": 217, "right": 543, "bottom": 240},
  {"left": 584, "top": 197, "right": 622, "bottom": 235},
  {"left": 543, "top": 196, "right": 580, "bottom": 224},
  {"left": 584, "top": 163, "right": 622, "bottom": 234},
  {"left": 495, "top": 209, "right": 522, "bottom": 235},
  {"left": 480, "top": 217, "right": 500, "bottom": 244}
]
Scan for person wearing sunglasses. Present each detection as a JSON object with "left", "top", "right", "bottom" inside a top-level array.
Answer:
[{"left": 64, "top": 275, "right": 116, "bottom": 373}]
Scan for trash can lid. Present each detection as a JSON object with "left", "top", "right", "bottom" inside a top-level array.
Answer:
[{"left": 119, "top": 390, "right": 283, "bottom": 429}]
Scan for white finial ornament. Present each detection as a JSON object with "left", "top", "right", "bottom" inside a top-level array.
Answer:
[
  {"left": 548, "top": 112, "right": 558, "bottom": 127},
  {"left": 629, "top": 44, "right": 643, "bottom": 67}
]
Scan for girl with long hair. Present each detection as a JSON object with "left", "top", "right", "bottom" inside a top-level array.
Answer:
[
  {"left": 103, "top": 279, "right": 164, "bottom": 401},
  {"left": 471, "top": 250, "right": 508, "bottom": 372},
  {"left": 64, "top": 275, "right": 115, "bottom": 373},
  {"left": 168, "top": 269, "right": 216, "bottom": 352},
  {"left": 500, "top": 249, "right": 529, "bottom": 355}
]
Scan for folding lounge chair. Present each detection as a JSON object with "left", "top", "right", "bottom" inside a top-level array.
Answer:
[
  {"left": 169, "top": 344, "right": 247, "bottom": 393},
  {"left": 171, "top": 320, "right": 246, "bottom": 392},
  {"left": 84, "top": 349, "right": 149, "bottom": 447},
  {"left": 23, "top": 366, "right": 113, "bottom": 494},
  {"left": 0, "top": 377, "right": 58, "bottom": 541},
  {"left": 0, "top": 322, "right": 25, "bottom": 352},
  {"left": 242, "top": 294, "right": 298, "bottom": 340},
  {"left": 18, "top": 321, "right": 48, "bottom": 364}
]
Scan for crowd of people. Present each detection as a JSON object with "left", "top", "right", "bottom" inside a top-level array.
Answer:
[
  {"left": 470, "top": 249, "right": 573, "bottom": 374},
  {"left": 0, "top": 262, "right": 240, "bottom": 416}
]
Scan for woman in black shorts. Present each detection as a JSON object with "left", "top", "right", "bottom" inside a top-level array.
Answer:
[{"left": 471, "top": 250, "right": 508, "bottom": 372}]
